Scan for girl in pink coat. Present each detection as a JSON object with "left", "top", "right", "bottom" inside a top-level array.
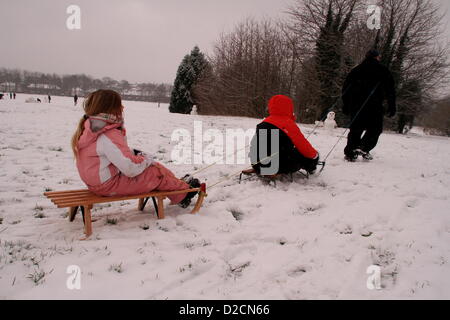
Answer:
[{"left": 71, "top": 89, "right": 198, "bottom": 207}]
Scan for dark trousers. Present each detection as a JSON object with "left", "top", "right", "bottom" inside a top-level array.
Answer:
[
  {"left": 279, "top": 150, "right": 312, "bottom": 174},
  {"left": 344, "top": 117, "right": 383, "bottom": 156},
  {"left": 253, "top": 148, "right": 314, "bottom": 175}
]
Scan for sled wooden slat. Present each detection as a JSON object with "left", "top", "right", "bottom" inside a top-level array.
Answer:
[
  {"left": 44, "top": 189, "right": 92, "bottom": 195},
  {"left": 50, "top": 193, "right": 110, "bottom": 201},
  {"left": 49, "top": 193, "right": 101, "bottom": 200},
  {"left": 49, "top": 189, "right": 203, "bottom": 207},
  {"left": 44, "top": 184, "right": 207, "bottom": 240}
]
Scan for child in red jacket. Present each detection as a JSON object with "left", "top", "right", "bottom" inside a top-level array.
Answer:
[{"left": 250, "top": 95, "right": 319, "bottom": 175}]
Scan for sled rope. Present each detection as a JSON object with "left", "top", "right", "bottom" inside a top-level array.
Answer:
[
  {"left": 189, "top": 92, "right": 349, "bottom": 177},
  {"left": 191, "top": 84, "right": 373, "bottom": 186},
  {"left": 189, "top": 161, "right": 220, "bottom": 176},
  {"left": 190, "top": 117, "right": 325, "bottom": 178},
  {"left": 208, "top": 151, "right": 280, "bottom": 189},
  {"left": 188, "top": 144, "right": 251, "bottom": 176}
]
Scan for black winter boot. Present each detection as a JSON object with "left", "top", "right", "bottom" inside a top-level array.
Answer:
[
  {"left": 355, "top": 149, "right": 374, "bottom": 161},
  {"left": 178, "top": 176, "right": 201, "bottom": 208},
  {"left": 344, "top": 152, "right": 358, "bottom": 162}
]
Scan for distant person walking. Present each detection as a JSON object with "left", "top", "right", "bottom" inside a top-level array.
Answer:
[
  {"left": 48, "top": 95, "right": 51, "bottom": 103},
  {"left": 342, "top": 49, "right": 396, "bottom": 161},
  {"left": 74, "top": 94, "right": 78, "bottom": 106},
  {"left": 9, "top": 92, "right": 13, "bottom": 99},
  {"left": 13, "top": 92, "right": 16, "bottom": 99}
]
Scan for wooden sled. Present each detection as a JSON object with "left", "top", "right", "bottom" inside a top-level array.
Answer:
[
  {"left": 239, "top": 161, "right": 326, "bottom": 185},
  {"left": 44, "top": 183, "right": 207, "bottom": 239}
]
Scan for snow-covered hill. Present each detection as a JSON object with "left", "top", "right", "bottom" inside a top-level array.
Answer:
[{"left": 0, "top": 95, "right": 449, "bottom": 299}]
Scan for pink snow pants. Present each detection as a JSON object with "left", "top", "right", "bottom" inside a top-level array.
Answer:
[{"left": 90, "top": 162, "right": 190, "bottom": 204}]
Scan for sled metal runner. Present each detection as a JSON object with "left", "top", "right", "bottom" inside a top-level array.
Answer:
[{"left": 238, "top": 161, "right": 326, "bottom": 185}]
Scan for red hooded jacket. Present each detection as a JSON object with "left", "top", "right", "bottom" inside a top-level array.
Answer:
[{"left": 263, "top": 95, "right": 318, "bottom": 159}]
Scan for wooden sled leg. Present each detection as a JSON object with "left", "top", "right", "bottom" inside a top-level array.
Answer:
[
  {"left": 138, "top": 197, "right": 150, "bottom": 211},
  {"left": 191, "top": 183, "right": 207, "bottom": 214},
  {"left": 69, "top": 206, "right": 79, "bottom": 222},
  {"left": 240, "top": 168, "right": 256, "bottom": 184},
  {"left": 81, "top": 205, "right": 93, "bottom": 240},
  {"left": 157, "top": 196, "right": 165, "bottom": 219},
  {"left": 81, "top": 206, "right": 85, "bottom": 224},
  {"left": 151, "top": 197, "right": 159, "bottom": 218}
]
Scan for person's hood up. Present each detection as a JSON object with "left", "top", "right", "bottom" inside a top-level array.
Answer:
[
  {"left": 262, "top": 95, "right": 317, "bottom": 159},
  {"left": 267, "top": 95, "right": 296, "bottom": 121}
]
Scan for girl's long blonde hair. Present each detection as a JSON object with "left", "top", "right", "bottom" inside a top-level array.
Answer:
[{"left": 71, "top": 89, "right": 123, "bottom": 156}]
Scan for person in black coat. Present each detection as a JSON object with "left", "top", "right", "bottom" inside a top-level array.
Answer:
[{"left": 342, "top": 49, "right": 396, "bottom": 161}]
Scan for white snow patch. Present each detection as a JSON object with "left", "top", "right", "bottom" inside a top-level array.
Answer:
[{"left": 0, "top": 95, "right": 449, "bottom": 299}]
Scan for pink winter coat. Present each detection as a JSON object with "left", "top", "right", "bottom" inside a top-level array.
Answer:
[{"left": 75, "top": 119, "right": 188, "bottom": 203}]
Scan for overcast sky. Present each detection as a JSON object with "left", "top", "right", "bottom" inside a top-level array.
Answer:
[{"left": 1, "top": 0, "right": 449, "bottom": 84}]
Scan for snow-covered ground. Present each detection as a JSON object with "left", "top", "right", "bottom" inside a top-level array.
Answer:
[{"left": 0, "top": 94, "right": 449, "bottom": 299}]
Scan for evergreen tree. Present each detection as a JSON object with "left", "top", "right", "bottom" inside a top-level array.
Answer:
[
  {"left": 169, "top": 46, "right": 208, "bottom": 114},
  {"left": 314, "top": 0, "right": 357, "bottom": 122}
]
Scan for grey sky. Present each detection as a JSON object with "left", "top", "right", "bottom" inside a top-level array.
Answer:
[{"left": 1, "top": 0, "right": 449, "bottom": 84}]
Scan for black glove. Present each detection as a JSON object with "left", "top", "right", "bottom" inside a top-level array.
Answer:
[{"left": 304, "top": 154, "right": 320, "bottom": 175}]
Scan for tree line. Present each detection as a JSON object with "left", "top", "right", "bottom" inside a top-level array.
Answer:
[
  {"left": 170, "top": 0, "right": 449, "bottom": 135},
  {"left": 0, "top": 68, "right": 172, "bottom": 103}
]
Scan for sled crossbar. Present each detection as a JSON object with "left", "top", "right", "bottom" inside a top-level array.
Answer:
[{"left": 44, "top": 184, "right": 207, "bottom": 239}]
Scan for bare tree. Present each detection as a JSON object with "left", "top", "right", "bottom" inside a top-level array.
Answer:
[
  {"left": 422, "top": 95, "right": 450, "bottom": 136},
  {"left": 196, "top": 18, "right": 298, "bottom": 118},
  {"left": 368, "top": 0, "right": 450, "bottom": 130},
  {"left": 285, "top": 0, "right": 449, "bottom": 128},
  {"left": 285, "top": 0, "right": 362, "bottom": 122}
]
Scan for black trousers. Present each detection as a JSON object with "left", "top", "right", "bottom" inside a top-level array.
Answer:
[
  {"left": 253, "top": 148, "right": 316, "bottom": 175},
  {"left": 344, "top": 115, "right": 383, "bottom": 156}
]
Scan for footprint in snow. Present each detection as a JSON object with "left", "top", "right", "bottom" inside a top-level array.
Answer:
[
  {"left": 405, "top": 198, "right": 419, "bottom": 208},
  {"left": 287, "top": 266, "right": 311, "bottom": 277},
  {"left": 293, "top": 203, "right": 324, "bottom": 216}
]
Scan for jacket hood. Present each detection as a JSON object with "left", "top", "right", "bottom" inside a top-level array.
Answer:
[
  {"left": 267, "top": 95, "right": 295, "bottom": 120},
  {"left": 77, "top": 119, "right": 122, "bottom": 150},
  {"left": 262, "top": 95, "right": 317, "bottom": 159}
]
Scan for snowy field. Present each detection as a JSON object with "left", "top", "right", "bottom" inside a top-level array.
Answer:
[{"left": 0, "top": 94, "right": 449, "bottom": 299}]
